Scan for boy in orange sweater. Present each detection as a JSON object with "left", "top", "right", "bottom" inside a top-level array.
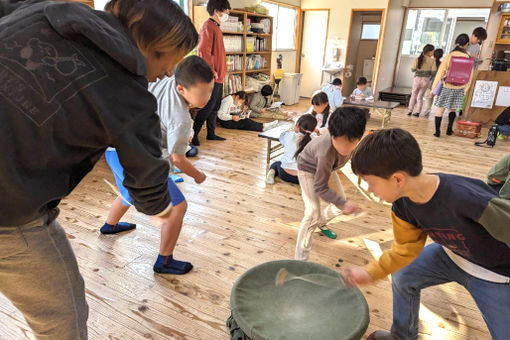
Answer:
[{"left": 343, "top": 129, "right": 510, "bottom": 340}]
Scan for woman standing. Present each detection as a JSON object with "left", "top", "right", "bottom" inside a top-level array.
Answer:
[{"left": 0, "top": 0, "right": 197, "bottom": 338}]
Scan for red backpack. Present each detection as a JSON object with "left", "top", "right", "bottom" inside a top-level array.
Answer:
[{"left": 445, "top": 56, "right": 474, "bottom": 86}]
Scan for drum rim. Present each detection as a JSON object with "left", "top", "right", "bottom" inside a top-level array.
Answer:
[{"left": 230, "top": 259, "right": 370, "bottom": 340}]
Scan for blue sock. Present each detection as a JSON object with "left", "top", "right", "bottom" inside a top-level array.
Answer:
[
  {"left": 153, "top": 254, "right": 193, "bottom": 275},
  {"left": 100, "top": 222, "right": 136, "bottom": 234},
  {"left": 170, "top": 174, "right": 183, "bottom": 183}
]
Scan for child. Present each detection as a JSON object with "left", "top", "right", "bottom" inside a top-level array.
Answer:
[
  {"left": 321, "top": 78, "right": 344, "bottom": 110},
  {"left": 266, "top": 114, "right": 318, "bottom": 185},
  {"left": 343, "top": 129, "right": 510, "bottom": 340},
  {"left": 248, "top": 84, "right": 273, "bottom": 117},
  {"left": 305, "top": 91, "right": 331, "bottom": 129},
  {"left": 467, "top": 26, "right": 488, "bottom": 69},
  {"left": 294, "top": 107, "right": 367, "bottom": 260},
  {"left": 217, "top": 91, "right": 278, "bottom": 131},
  {"left": 431, "top": 34, "right": 472, "bottom": 137},
  {"left": 408, "top": 44, "right": 436, "bottom": 117},
  {"left": 495, "top": 106, "right": 510, "bottom": 138},
  {"left": 101, "top": 56, "right": 214, "bottom": 275},
  {"left": 422, "top": 48, "right": 444, "bottom": 117},
  {"left": 351, "top": 77, "right": 374, "bottom": 99},
  {"left": 487, "top": 153, "right": 510, "bottom": 200}
]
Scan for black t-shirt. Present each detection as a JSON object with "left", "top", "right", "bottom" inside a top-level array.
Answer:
[{"left": 495, "top": 107, "right": 510, "bottom": 126}]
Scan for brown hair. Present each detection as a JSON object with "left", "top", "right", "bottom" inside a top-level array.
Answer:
[{"left": 105, "top": 0, "right": 198, "bottom": 58}]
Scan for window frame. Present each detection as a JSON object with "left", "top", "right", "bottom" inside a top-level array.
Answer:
[{"left": 360, "top": 22, "right": 381, "bottom": 41}]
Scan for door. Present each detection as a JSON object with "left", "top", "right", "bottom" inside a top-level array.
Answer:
[{"left": 299, "top": 10, "right": 329, "bottom": 98}]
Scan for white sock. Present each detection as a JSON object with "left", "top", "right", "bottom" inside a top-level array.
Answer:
[
  {"left": 266, "top": 169, "right": 276, "bottom": 184},
  {"left": 263, "top": 120, "right": 279, "bottom": 131}
]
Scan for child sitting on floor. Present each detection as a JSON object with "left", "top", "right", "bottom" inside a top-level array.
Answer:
[
  {"left": 343, "top": 129, "right": 510, "bottom": 340},
  {"left": 100, "top": 56, "right": 213, "bottom": 275},
  {"left": 248, "top": 84, "right": 273, "bottom": 117},
  {"left": 295, "top": 107, "right": 367, "bottom": 260},
  {"left": 217, "top": 91, "right": 278, "bottom": 132},
  {"left": 266, "top": 114, "right": 317, "bottom": 185},
  {"left": 351, "top": 76, "right": 374, "bottom": 99}
]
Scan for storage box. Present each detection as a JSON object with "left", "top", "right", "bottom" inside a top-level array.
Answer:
[{"left": 454, "top": 120, "right": 482, "bottom": 138}]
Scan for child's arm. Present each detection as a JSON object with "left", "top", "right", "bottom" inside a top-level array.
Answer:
[
  {"left": 249, "top": 93, "right": 265, "bottom": 114},
  {"left": 431, "top": 54, "right": 450, "bottom": 91},
  {"left": 171, "top": 154, "right": 206, "bottom": 184},
  {"left": 343, "top": 211, "right": 427, "bottom": 285},
  {"left": 478, "top": 197, "right": 510, "bottom": 247},
  {"left": 313, "top": 156, "right": 347, "bottom": 208}
]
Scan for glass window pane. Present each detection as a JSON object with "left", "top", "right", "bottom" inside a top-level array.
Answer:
[
  {"left": 262, "top": 2, "right": 279, "bottom": 51},
  {"left": 276, "top": 6, "right": 296, "bottom": 50},
  {"left": 361, "top": 24, "right": 380, "bottom": 40}
]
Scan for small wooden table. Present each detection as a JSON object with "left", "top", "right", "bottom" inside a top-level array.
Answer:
[
  {"left": 257, "top": 122, "right": 294, "bottom": 171},
  {"left": 343, "top": 98, "right": 400, "bottom": 128}
]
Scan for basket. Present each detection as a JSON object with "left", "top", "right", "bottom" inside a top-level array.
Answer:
[{"left": 454, "top": 120, "right": 482, "bottom": 138}]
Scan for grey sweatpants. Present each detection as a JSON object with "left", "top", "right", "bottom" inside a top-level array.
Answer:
[
  {"left": 0, "top": 209, "right": 88, "bottom": 339},
  {"left": 295, "top": 170, "right": 345, "bottom": 260}
]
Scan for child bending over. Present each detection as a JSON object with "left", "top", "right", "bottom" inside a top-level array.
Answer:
[
  {"left": 295, "top": 107, "right": 367, "bottom": 259},
  {"left": 101, "top": 56, "right": 213, "bottom": 274},
  {"left": 344, "top": 129, "right": 510, "bottom": 340}
]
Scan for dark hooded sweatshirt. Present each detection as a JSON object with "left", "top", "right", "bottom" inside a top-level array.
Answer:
[{"left": 0, "top": 1, "right": 171, "bottom": 226}]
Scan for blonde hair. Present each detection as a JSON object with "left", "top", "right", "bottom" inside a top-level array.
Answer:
[{"left": 105, "top": 0, "right": 198, "bottom": 57}]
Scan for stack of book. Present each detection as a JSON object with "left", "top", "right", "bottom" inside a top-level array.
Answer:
[
  {"left": 246, "top": 55, "right": 267, "bottom": 70},
  {"left": 223, "top": 36, "right": 243, "bottom": 53},
  {"left": 226, "top": 55, "right": 242, "bottom": 72},
  {"left": 223, "top": 74, "right": 242, "bottom": 96}
]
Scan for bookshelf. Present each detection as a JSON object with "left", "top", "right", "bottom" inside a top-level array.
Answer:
[
  {"left": 496, "top": 14, "right": 510, "bottom": 45},
  {"left": 193, "top": 7, "right": 273, "bottom": 95}
]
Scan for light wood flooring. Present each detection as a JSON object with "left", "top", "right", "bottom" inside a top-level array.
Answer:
[{"left": 1, "top": 101, "right": 509, "bottom": 339}]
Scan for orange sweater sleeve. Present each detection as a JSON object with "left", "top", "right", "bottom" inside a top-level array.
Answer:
[{"left": 365, "top": 211, "right": 427, "bottom": 281}]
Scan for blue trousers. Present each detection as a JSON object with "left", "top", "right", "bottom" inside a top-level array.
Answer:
[{"left": 391, "top": 243, "right": 510, "bottom": 340}]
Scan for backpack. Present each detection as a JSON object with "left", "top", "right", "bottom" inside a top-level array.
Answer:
[
  {"left": 446, "top": 56, "right": 474, "bottom": 86},
  {"left": 475, "top": 124, "right": 499, "bottom": 148}
]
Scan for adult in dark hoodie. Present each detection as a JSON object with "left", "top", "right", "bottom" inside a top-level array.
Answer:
[{"left": 0, "top": 0, "right": 197, "bottom": 338}]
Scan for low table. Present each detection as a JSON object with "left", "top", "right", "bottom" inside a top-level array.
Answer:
[
  {"left": 343, "top": 98, "right": 400, "bottom": 128},
  {"left": 258, "top": 122, "right": 293, "bottom": 171}
]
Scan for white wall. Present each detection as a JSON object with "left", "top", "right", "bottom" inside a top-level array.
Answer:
[
  {"left": 376, "top": 0, "right": 405, "bottom": 91},
  {"left": 229, "top": 0, "right": 301, "bottom": 8}
]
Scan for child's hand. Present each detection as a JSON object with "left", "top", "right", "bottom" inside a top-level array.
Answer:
[
  {"left": 342, "top": 200, "right": 359, "bottom": 215},
  {"left": 195, "top": 171, "right": 206, "bottom": 184},
  {"left": 342, "top": 267, "right": 373, "bottom": 286},
  {"left": 232, "top": 115, "right": 241, "bottom": 122},
  {"left": 261, "top": 108, "right": 267, "bottom": 113}
]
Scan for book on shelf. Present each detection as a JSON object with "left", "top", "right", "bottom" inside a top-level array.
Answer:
[
  {"left": 246, "top": 55, "right": 267, "bottom": 70},
  {"left": 223, "top": 74, "right": 242, "bottom": 96},
  {"left": 223, "top": 36, "right": 243, "bottom": 53},
  {"left": 226, "top": 55, "right": 243, "bottom": 72},
  {"left": 246, "top": 37, "right": 267, "bottom": 52}
]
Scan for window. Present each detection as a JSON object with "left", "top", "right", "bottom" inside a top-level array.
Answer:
[
  {"left": 400, "top": 8, "right": 490, "bottom": 56},
  {"left": 361, "top": 23, "right": 380, "bottom": 40},
  {"left": 262, "top": 2, "right": 298, "bottom": 51},
  {"left": 173, "top": 0, "right": 188, "bottom": 15}
]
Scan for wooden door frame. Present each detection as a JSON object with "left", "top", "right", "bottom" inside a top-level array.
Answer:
[
  {"left": 296, "top": 9, "right": 331, "bottom": 86},
  {"left": 344, "top": 8, "right": 387, "bottom": 95}
]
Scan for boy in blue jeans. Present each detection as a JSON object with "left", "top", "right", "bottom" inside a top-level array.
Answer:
[
  {"left": 343, "top": 129, "right": 510, "bottom": 340},
  {"left": 102, "top": 56, "right": 214, "bottom": 274}
]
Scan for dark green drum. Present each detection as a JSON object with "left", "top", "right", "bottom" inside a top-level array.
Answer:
[{"left": 228, "top": 260, "right": 369, "bottom": 340}]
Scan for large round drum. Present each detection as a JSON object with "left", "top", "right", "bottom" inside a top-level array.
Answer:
[{"left": 229, "top": 260, "right": 369, "bottom": 340}]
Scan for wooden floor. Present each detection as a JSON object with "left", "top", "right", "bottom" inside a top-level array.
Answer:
[{"left": 1, "top": 102, "right": 509, "bottom": 340}]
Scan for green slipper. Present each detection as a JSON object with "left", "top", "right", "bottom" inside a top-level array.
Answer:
[{"left": 319, "top": 226, "right": 337, "bottom": 239}]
